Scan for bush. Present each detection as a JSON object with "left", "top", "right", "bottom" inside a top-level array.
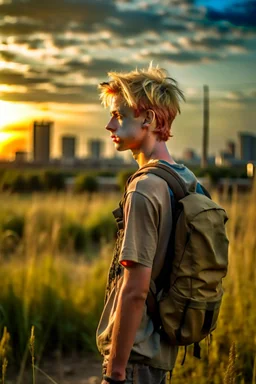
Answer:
[
  {"left": 58, "top": 221, "right": 87, "bottom": 252},
  {"left": 86, "top": 213, "right": 116, "bottom": 245},
  {"left": 11, "top": 175, "right": 27, "bottom": 193},
  {"left": 42, "top": 171, "right": 66, "bottom": 191},
  {"left": 2, "top": 214, "right": 25, "bottom": 238},
  {"left": 74, "top": 174, "right": 99, "bottom": 193},
  {"left": 27, "top": 174, "right": 44, "bottom": 192},
  {"left": 193, "top": 166, "right": 248, "bottom": 183}
]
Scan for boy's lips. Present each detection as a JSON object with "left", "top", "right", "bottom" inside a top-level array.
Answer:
[{"left": 111, "top": 135, "right": 120, "bottom": 142}]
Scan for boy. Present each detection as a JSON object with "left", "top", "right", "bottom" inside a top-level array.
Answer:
[{"left": 97, "top": 64, "right": 198, "bottom": 384}]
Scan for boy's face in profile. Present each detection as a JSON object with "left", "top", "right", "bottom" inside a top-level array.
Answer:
[{"left": 105, "top": 95, "right": 148, "bottom": 152}]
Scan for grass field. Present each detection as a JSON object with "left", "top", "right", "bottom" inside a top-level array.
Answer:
[{"left": 0, "top": 183, "right": 255, "bottom": 383}]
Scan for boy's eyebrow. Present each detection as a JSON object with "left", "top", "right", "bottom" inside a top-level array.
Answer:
[{"left": 110, "top": 109, "right": 124, "bottom": 116}]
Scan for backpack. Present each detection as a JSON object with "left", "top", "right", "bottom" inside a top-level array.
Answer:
[{"left": 123, "top": 162, "right": 229, "bottom": 360}]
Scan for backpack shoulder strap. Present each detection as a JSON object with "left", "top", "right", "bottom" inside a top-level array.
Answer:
[{"left": 126, "top": 162, "right": 189, "bottom": 201}]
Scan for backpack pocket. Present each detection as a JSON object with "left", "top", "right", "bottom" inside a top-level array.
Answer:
[{"left": 159, "top": 287, "right": 222, "bottom": 345}]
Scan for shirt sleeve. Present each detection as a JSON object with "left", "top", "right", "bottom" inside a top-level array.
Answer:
[{"left": 119, "top": 191, "right": 159, "bottom": 268}]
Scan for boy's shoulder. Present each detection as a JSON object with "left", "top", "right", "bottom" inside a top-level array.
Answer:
[{"left": 127, "top": 171, "right": 169, "bottom": 196}]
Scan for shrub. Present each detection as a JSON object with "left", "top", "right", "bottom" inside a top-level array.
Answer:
[
  {"left": 74, "top": 174, "right": 99, "bottom": 193},
  {"left": 86, "top": 213, "right": 116, "bottom": 245},
  {"left": 42, "top": 171, "right": 66, "bottom": 191},
  {"left": 58, "top": 221, "right": 87, "bottom": 252},
  {"left": 27, "top": 174, "right": 44, "bottom": 192},
  {"left": 2, "top": 214, "right": 25, "bottom": 238},
  {"left": 11, "top": 175, "right": 27, "bottom": 193}
]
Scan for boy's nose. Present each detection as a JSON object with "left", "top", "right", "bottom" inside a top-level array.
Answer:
[{"left": 105, "top": 117, "right": 117, "bottom": 132}]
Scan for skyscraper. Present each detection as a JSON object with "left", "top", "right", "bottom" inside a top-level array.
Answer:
[
  {"left": 62, "top": 136, "right": 76, "bottom": 160},
  {"left": 33, "top": 121, "right": 52, "bottom": 163},
  {"left": 239, "top": 132, "right": 256, "bottom": 161}
]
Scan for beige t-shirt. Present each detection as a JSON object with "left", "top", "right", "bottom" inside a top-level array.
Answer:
[{"left": 96, "top": 161, "right": 198, "bottom": 370}]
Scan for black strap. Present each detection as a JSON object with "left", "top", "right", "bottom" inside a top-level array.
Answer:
[
  {"left": 202, "top": 309, "right": 214, "bottom": 334},
  {"left": 181, "top": 346, "right": 188, "bottom": 366},
  {"left": 112, "top": 206, "right": 124, "bottom": 230},
  {"left": 175, "top": 299, "right": 191, "bottom": 343},
  {"left": 103, "top": 375, "right": 126, "bottom": 384},
  {"left": 193, "top": 342, "right": 201, "bottom": 359}
]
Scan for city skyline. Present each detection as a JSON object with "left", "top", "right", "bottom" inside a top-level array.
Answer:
[
  {"left": 0, "top": 0, "right": 255, "bottom": 159},
  {"left": 6, "top": 120, "right": 256, "bottom": 165}
]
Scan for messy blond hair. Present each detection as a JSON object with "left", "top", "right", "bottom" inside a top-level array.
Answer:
[{"left": 98, "top": 63, "right": 185, "bottom": 141}]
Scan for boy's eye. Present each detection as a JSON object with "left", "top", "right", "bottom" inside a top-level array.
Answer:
[{"left": 113, "top": 113, "right": 123, "bottom": 120}]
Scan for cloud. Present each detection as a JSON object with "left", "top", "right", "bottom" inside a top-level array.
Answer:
[
  {"left": 0, "top": 0, "right": 255, "bottom": 106},
  {"left": 207, "top": 0, "right": 256, "bottom": 27},
  {"left": 0, "top": 69, "right": 50, "bottom": 85},
  {"left": 136, "top": 50, "right": 221, "bottom": 64},
  {"left": 0, "top": 19, "right": 44, "bottom": 36},
  {"left": 222, "top": 90, "right": 256, "bottom": 104},
  {"left": 1, "top": 83, "right": 99, "bottom": 104},
  {"left": 0, "top": 50, "right": 16, "bottom": 61},
  {"left": 65, "top": 58, "right": 135, "bottom": 77},
  {"left": 0, "top": 0, "right": 116, "bottom": 23}
]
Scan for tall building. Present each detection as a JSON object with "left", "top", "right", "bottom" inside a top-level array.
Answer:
[
  {"left": 226, "top": 141, "right": 236, "bottom": 157},
  {"left": 88, "top": 139, "right": 104, "bottom": 159},
  {"left": 62, "top": 136, "right": 76, "bottom": 160},
  {"left": 33, "top": 121, "right": 52, "bottom": 163},
  {"left": 15, "top": 151, "right": 28, "bottom": 163},
  {"left": 239, "top": 132, "right": 256, "bottom": 161},
  {"left": 183, "top": 148, "right": 197, "bottom": 161}
]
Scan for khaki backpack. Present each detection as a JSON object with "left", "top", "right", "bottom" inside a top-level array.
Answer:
[{"left": 125, "top": 162, "right": 229, "bottom": 360}]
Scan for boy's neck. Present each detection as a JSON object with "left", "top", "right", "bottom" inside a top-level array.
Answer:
[{"left": 132, "top": 141, "right": 177, "bottom": 168}]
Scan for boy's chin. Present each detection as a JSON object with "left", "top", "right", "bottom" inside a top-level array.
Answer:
[{"left": 115, "top": 143, "right": 126, "bottom": 152}]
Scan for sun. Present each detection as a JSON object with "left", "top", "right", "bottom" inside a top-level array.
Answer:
[{"left": 0, "top": 100, "right": 29, "bottom": 127}]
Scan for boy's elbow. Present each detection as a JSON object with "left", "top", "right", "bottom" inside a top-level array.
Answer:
[{"left": 121, "top": 284, "right": 149, "bottom": 302}]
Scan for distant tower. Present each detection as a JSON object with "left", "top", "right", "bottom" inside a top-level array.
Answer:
[
  {"left": 201, "top": 85, "right": 209, "bottom": 168},
  {"left": 15, "top": 151, "right": 28, "bottom": 163},
  {"left": 239, "top": 132, "right": 256, "bottom": 161},
  {"left": 33, "top": 121, "right": 52, "bottom": 163},
  {"left": 226, "top": 141, "right": 236, "bottom": 157},
  {"left": 62, "top": 136, "right": 76, "bottom": 160},
  {"left": 183, "top": 148, "right": 196, "bottom": 161},
  {"left": 88, "top": 139, "right": 104, "bottom": 159}
]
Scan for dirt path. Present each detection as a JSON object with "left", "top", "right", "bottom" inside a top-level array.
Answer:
[{"left": 8, "top": 356, "right": 103, "bottom": 384}]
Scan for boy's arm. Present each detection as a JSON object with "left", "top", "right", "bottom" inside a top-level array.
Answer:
[{"left": 104, "top": 263, "right": 152, "bottom": 382}]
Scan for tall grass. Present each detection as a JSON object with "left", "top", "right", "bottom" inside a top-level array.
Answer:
[{"left": 0, "top": 184, "right": 255, "bottom": 383}]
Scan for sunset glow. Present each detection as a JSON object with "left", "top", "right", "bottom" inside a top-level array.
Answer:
[
  {"left": 0, "top": 101, "right": 35, "bottom": 128},
  {"left": 0, "top": 0, "right": 255, "bottom": 159}
]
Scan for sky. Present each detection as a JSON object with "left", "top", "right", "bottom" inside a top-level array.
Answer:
[{"left": 0, "top": 0, "right": 255, "bottom": 160}]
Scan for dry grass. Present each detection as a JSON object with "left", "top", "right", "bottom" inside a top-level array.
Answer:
[{"left": 0, "top": 182, "right": 255, "bottom": 383}]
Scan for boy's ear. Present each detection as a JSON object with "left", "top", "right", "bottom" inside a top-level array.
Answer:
[{"left": 142, "top": 109, "right": 155, "bottom": 128}]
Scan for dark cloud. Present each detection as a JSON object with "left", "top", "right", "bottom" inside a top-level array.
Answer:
[
  {"left": 53, "top": 37, "right": 83, "bottom": 48},
  {"left": 66, "top": 58, "right": 134, "bottom": 77},
  {"left": 0, "top": 20, "right": 44, "bottom": 36},
  {"left": 190, "top": 36, "right": 247, "bottom": 50},
  {"left": 222, "top": 90, "right": 256, "bottom": 104},
  {"left": 138, "top": 50, "right": 221, "bottom": 64},
  {"left": 0, "top": 85, "right": 99, "bottom": 104},
  {"left": 0, "top": 69, "right": 50, "bottom": 86},
  {"left": 0, "top": 0, "right": 117, "bottom": 25},
  {"left": 27, "top": 39, "right": 46, "bottom": 50},
  {"left": 0, "top": 0, "right": 255, "bottom": 106},
  {"left": 46, "top": 68, "right": 70, "bottom": 76},
  {"left": 0, "top": 50, "right": 16, "bottom": 61},
  {"left": 103, "top": 10, "right": 165, "bottom": 37},
  {"left": 14, "top": 36, "right": 47, "bottom": 49},
  {"left": 207, "top": 0, "right": 256, "bottom": 27}
]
